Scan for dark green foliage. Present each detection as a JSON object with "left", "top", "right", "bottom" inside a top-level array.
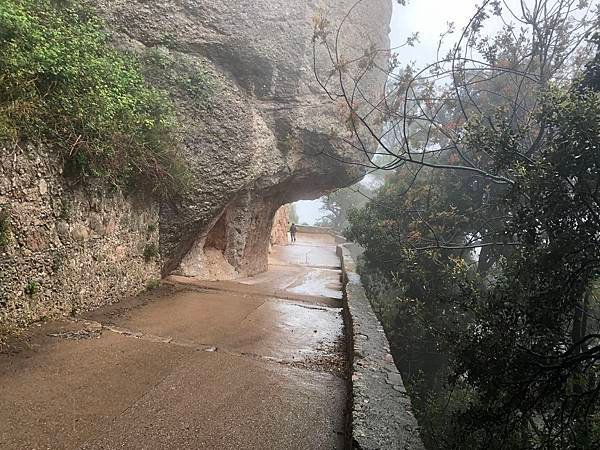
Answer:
[
  {"left": 0, "top": 0, "right": 190, "bottom": 196},
  {"left": 348, "top": 82, "right": 600, "bottom": 449},
  {"left": 24, "top": 280, "right": 39, "bottom": 296},
  {"left": 347, "top": 167, "right": 480, "bottom": 429},
  {"left": 449, "top": 86, "right": 600, "bottom": 449},
  {"left": 143, "top": 243, "right": 159, "bottom": 262},
  {"left": 146, "top": 278, "right": 160, "bottom": 290},
  {"left": 0, "top": 206, "right": 11, "bottom": 248}
]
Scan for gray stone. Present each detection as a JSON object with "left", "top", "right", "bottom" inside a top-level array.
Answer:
[
  {"left": 386, "top": 372, "right": 404, "bottom": 386},
  {"left": 89, "top": 214, "right": 105, "bottom": 235},
  {"left": 56, "top": 221, "right": 70, "bottom": 241},
  {"left": 0, "top": 145, "right": 161, "bottom": 336},
  {"left": 71, "top": 225, "right": 90, "bottom": 242},
  {"left": 0, "top": 1, "right": 391, "bottom": 370},
  {"left": 95, "top": 0, "right": 392, "bottom": 278},
  {"left": 38, "top": 179, "right": 48, "bottom": 195},
  {"left": 393, "top": 384, "right": 407, "bottom": 394}
]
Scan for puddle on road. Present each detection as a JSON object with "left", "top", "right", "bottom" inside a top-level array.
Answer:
[
  {"left": 235, "top": 265, "right": 300, "bottom": 288},
  {"left": 222, "top": 300, "right": 344, "bottom": 365},
  {"left": 270, "top": 243, "right": 340, "bottom": 268},
  {"left": 286, "top": 269, "right": 343, "bottom": 300}
]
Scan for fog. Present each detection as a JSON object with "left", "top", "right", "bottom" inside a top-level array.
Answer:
[{"left": 294, "top": 0, "right": 478, "bottom": 224}]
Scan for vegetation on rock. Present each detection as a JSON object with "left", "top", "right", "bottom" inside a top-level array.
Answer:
[
  {"left": 0, "top": 206, "right": 11, "bottom": 248},
  {"left": 143, "top": 243, "right": 159, "bottom": 262},
  {"left": 23, "top": 280, "right": 39, "bottom": 297},
  {"left": 141, "top": 46, "right": 217, "bottom": 111},
  {"left": 146, "top": 278, "right": 160, "bottom": 291},
  {"left": 0, "top": 0, "right": 190, "bottom": 196}
]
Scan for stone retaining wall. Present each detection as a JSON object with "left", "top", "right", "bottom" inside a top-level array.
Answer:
[
  {"left": 296, "top": 225, "right": 335, "bottom": 235},
  {"left": 296, "top": 225, "right": 347, "bottom": 245},
  {"left": 337, "top": 243, "right": 423, "bottom": 450},
  {"left": 0, "top": 143, "right": 161, "bottom": 338}
]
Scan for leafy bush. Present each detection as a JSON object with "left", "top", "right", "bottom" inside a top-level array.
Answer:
[
  {"left": 24, "top": 280, "right": 39, "bottom": 296},
  {"left": 141, "top": 46, "right": 216, "bottom": 109},
  {"left": 0, "top": 0, "right": 190, "bottom": 196},
  {"left": 146, "top": 278, "right": 160, "bottom": 290},
  {"left": 349, "top": 83, "right": 600, "bottom": 448},
  {"left": 143, "top": 243, "right": 159, "bottom": 262}
]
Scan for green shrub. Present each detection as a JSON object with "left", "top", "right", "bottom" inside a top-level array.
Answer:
[
  {"left": 24, "top": 280, "right": 39, "bottom": 296},
  {"left": 0, "top": 206, "right": 11, "bottom": 248},
  {"left": 146, "top": 278, "right": 160, "bottom": 290},
  {"left": 0, "top": 0, "right": 190, "bottom": 197},
  {"left": 141, "top": 46, "right": 217, "bottom": 109},
  {"left": 143, "top": 243, "right": 159, "bottom": 262}
]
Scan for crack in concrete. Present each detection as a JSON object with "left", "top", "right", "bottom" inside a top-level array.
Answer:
[
  {"left": 279, "top": 302, "right": 331, "bottom": 312},
  {"left": 72, "top": 319, "right": 342, "bottom": 376},
  {"left": 163, "top": 279, "right": 342, "bottom": 308},
  {"left": 236, "top": 299, "right": 267, "bottom": 325},
  {"left": 76, "top": 361, "right": 178, "bottom": 450}
]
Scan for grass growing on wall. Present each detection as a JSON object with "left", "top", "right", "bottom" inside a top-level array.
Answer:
[
  {"left": 0, "top": 0, "right": 190, "bottom": 196},
  {"left": 0, "top": 206, "right": 11, "bottom": 248}
]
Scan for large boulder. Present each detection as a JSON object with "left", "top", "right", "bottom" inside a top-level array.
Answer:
[{"left": 96, "top": 0, "right": 392, "bottom": 278}]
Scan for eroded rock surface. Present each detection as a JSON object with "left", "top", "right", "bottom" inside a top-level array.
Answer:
[
  {"left": 270, "top": 205, "right": 290, "bottom": 248},
  {"left": 97, "top": 0, "right": 392, "bottom": 278}
]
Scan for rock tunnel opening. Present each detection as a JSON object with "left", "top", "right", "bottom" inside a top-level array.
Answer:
[
  {"left": 191, "top": 208, "right": 238, "bottom": 281},
  {"left": 204, "top": 211, "right": 228, "bottom": 252},
  {"left": 173, "top": 167, "right": 360, "bottom": 282}
]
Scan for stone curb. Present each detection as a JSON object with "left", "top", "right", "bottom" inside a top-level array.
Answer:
[{"left": 337, "top": 244, "right": 424, "bottom": 450}]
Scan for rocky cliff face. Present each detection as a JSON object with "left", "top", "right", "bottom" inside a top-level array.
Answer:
[
  {"left": 270, "top": 206, "right": 290, "bottom": 248},
  {"left": 97, "top": 0, "right": 392, "bottom": 279}
]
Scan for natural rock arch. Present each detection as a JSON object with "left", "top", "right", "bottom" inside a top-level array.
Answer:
[{"left": 97, "top": 0, "right": 392, "bottom": 279}]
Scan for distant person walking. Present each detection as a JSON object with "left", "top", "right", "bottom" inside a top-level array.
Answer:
[{"left": 290, "top": 223, "right": 297, "bottom": 243}]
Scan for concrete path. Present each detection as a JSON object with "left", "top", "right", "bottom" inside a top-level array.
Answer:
[{"left": 0, "top": 233, "right": 347, "bottom": 449}]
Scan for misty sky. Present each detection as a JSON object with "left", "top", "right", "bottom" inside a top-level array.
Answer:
[{"left": 294, "top": 0, "right": 478, "bottom": 225}]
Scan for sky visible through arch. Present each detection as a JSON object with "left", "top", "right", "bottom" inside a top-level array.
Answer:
[{"left": 294, "top": 0, "right": 476, "bottom": 225}]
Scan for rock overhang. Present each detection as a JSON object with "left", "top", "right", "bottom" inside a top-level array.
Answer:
[{"left": 96, "top": 0, "right": 392, "bottom": 278}]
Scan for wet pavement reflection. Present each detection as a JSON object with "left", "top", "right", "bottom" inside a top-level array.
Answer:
[{"left": 0, "top": 232, "right": 348, "bottom": 449}]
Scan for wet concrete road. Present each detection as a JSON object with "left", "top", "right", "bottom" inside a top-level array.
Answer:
[{"left": 0, "top": 233, "right": 347, "bottom": 449}]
